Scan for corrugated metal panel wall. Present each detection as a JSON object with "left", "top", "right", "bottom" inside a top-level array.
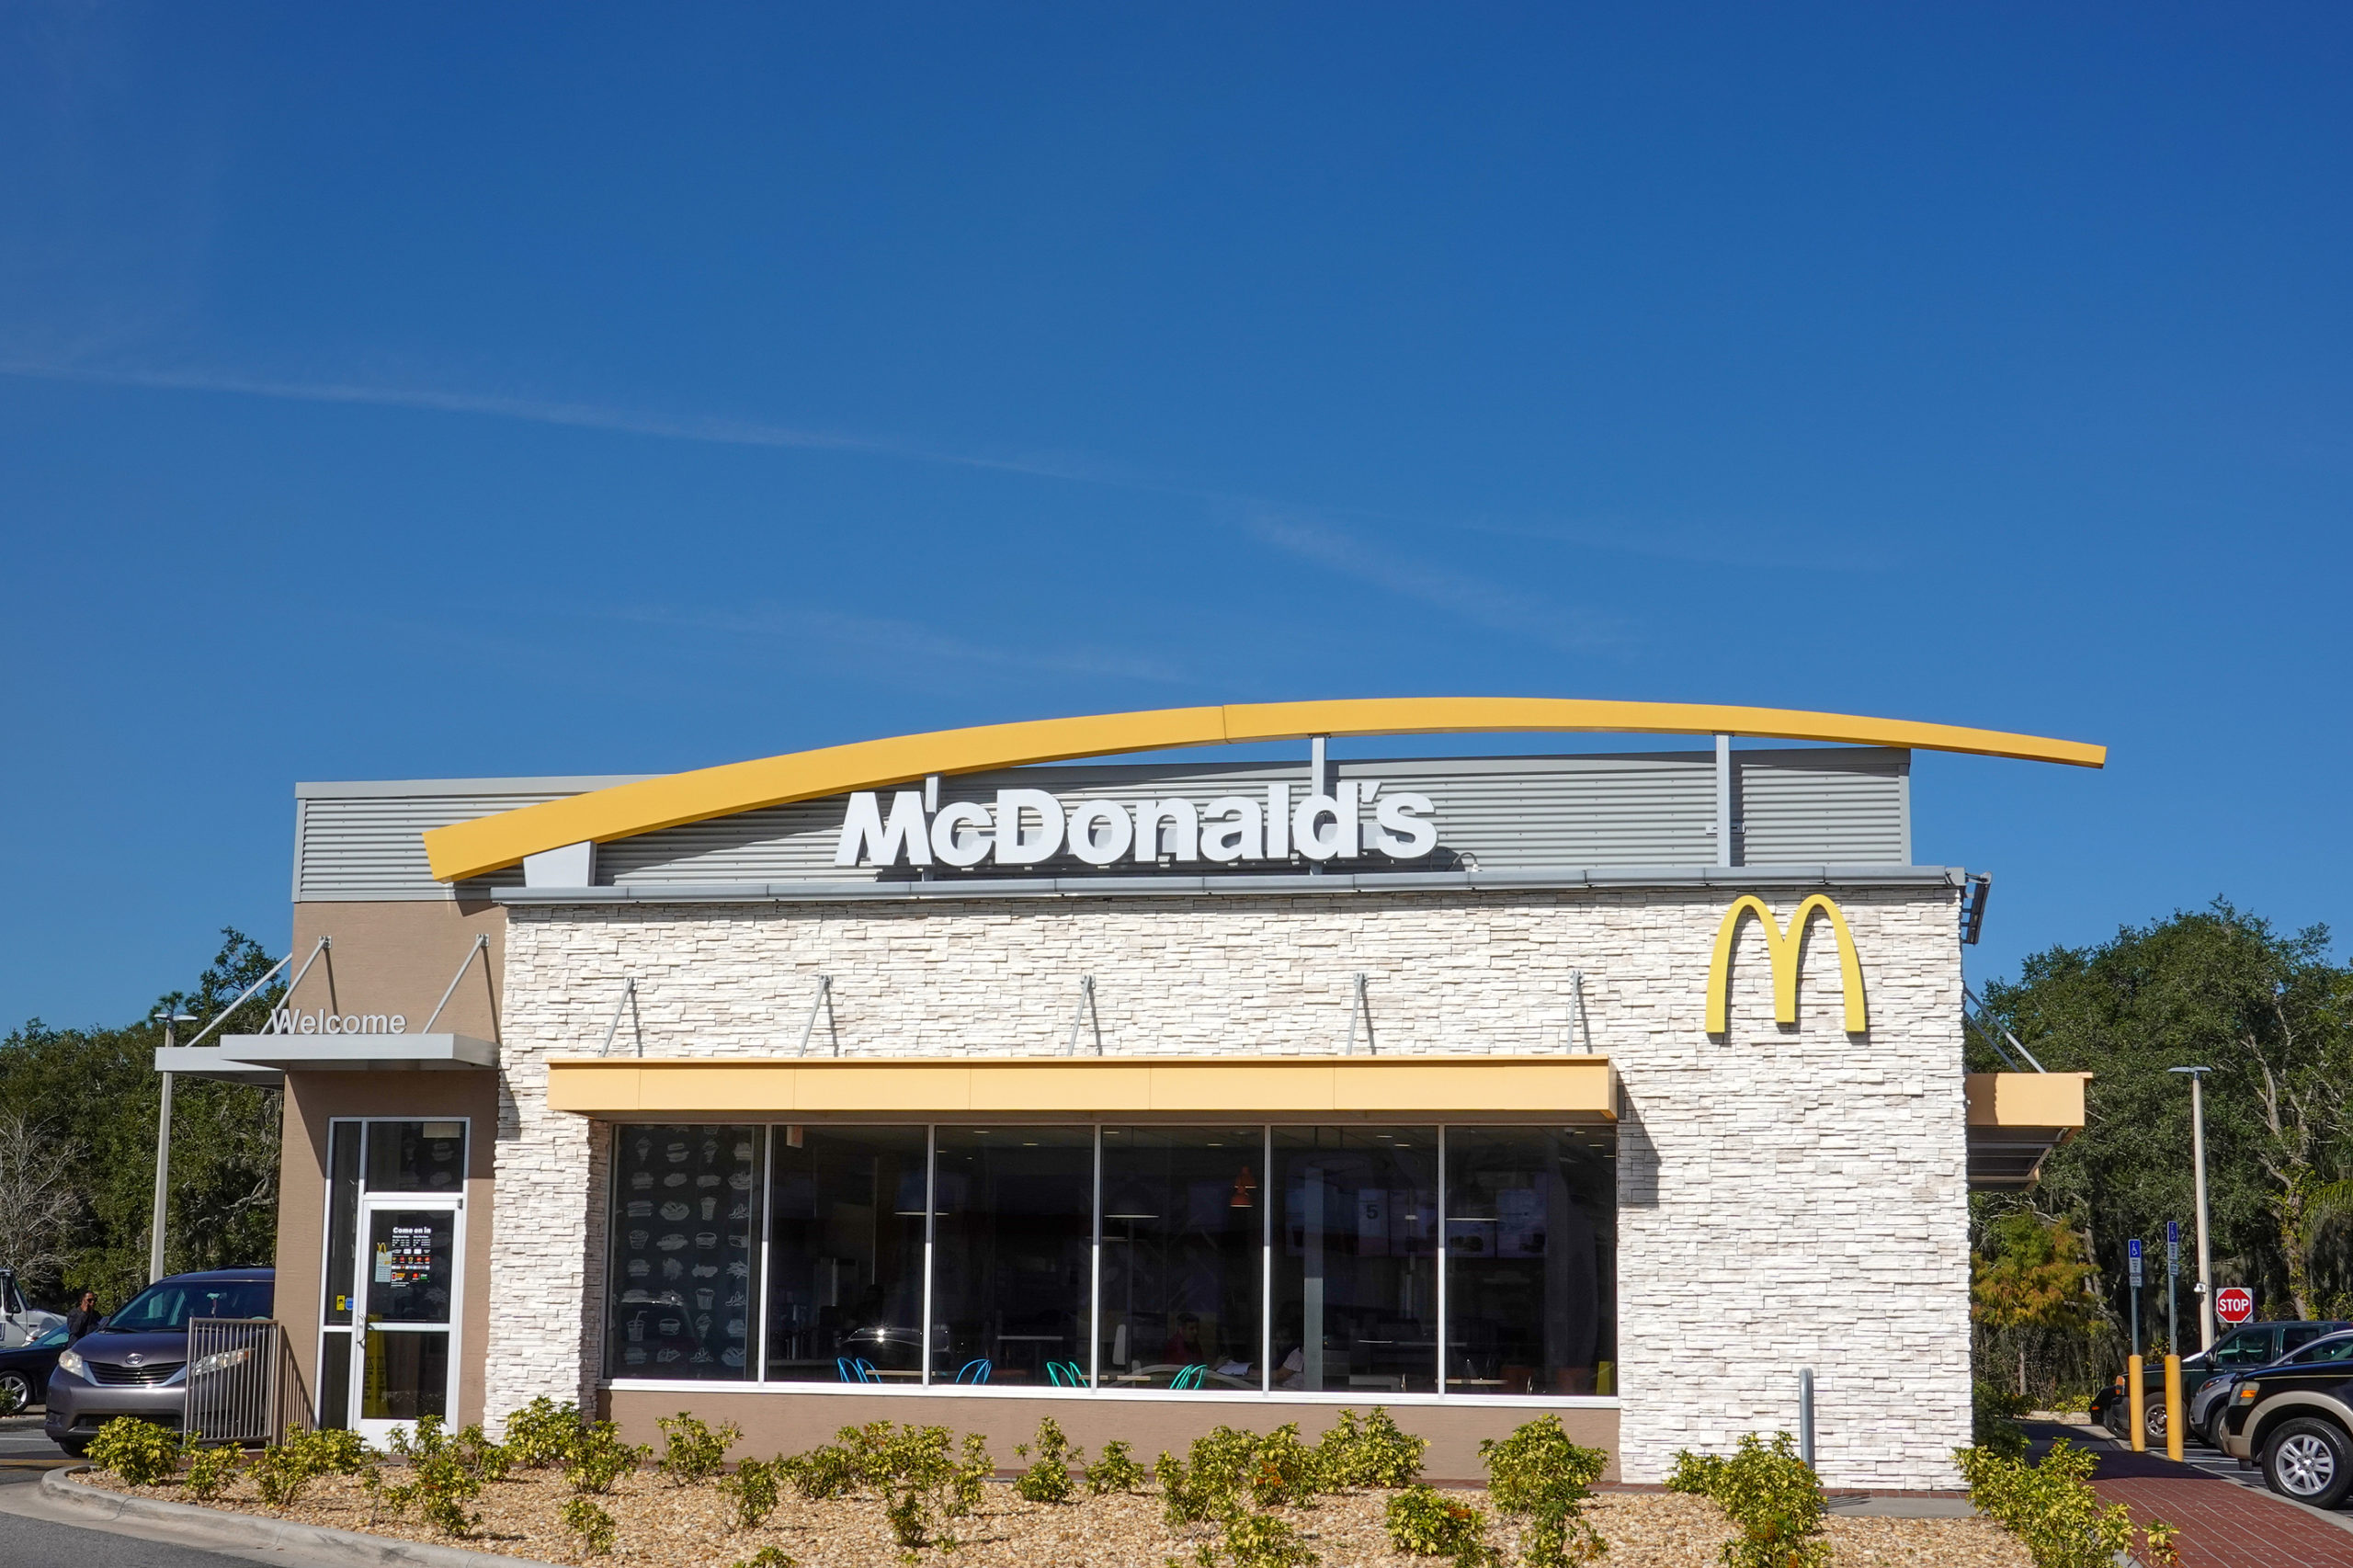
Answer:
[
  {"left": 295, "top": 749, "right": 1912, "bottom": 898},
  {"left": 1735, "top": 749, "right": 1909, "bottom": 866},
  {"left": 294, "top": 779, "right": 636, "bottom": 901}
]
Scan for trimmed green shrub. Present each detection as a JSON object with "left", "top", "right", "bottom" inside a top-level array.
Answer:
[
  {"left": 1015, "top": 1415, "right": 1082, "bottom": 1505},
  {"left": 722, "top": 1455, "right": 783, "bottom": 1530},
  {"left": 1209, "top": 1509, "right": 1321, "bottom": 1568},
  {"left": 875, "top": 1425, "right": 960, "bottom": 1548},
  {"left": 1954, "top": 1439, "right": 2133, "bottom": 1568},
  {"left": 180, "top": 1440, "right": 244, "bottom": 1503},
  {"left": 658, "top": 1411, "right": 741, "bottom": 1485},
  {"left": 503, "top": 1397, "right": 586, "bottom": 1468},
  {"left": 949, "top": 1432, "right": 995, "bottom": 1517},
  {"left": 1666, "top": 1431, "right": 1826, "bottom": 1568},
  {"left": 1316, "top": 1407, "right": 1427, "bottom": 1490},
  {"left": 88, "top": 1418, "right": 183, "bottom": 1486},
  {"left": 731, "top": 1549, "right": 799, "bottom": 1568},
  {"left": 452, "top": 1423, "right": 514, "bottom": 1483},
  {"left": 1159, "top": 1447, "right": 1218, "bottom": 1527},
  {"left": 784, "top": 1436, "right": 864, "bottom": 1500},
  {"left": 250, "top": 1426, "right": 374, "bottom": 1510},
  {"left": 566, "top": 1420, "right": 652, "bottom": 1494},
  {"left": 1086, "top": 1437, "right": 1147, "bottom": 1494},
  {"left": 1478, "top": 1415, "right": 1609, "bottom": 1568},
  {"left": 385, "top": 1415, "right": 483, "bottom": 1536},
  {"left": 560, "top": 1494, "right": 617, "bottom": 1555},
  {"left": 1972, "top": 1381, "right": 2029, "bottom": 1460},
  {"left": 1385, "top": 1483, "right": 1497, "bottom": 1567}
]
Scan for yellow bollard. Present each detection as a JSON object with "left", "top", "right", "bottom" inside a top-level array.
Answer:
[
  {"left": 2129, "top": 1355, "right": 2146, "bottom": 1452},
  {"left": 2164, "top": 1354, "right": 2184, "bottom": 1462}
]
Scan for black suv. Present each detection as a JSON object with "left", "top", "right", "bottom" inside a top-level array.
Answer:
[
  {"left": 2216, "top": 1328, "right": 2353, "bottom": 1509},
  {"left": 2094, "top": 1319, "right": 2352, "bottom": 1448}
]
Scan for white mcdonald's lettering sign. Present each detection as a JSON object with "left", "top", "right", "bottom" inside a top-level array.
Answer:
[{"left": 835, "top": 783, "right": 1438, "bottom": 869}]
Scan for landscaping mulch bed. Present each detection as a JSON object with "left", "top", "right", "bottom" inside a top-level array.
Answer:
[{"left": 81, "top": 1468, "right": 2031, "bottom": 1568}]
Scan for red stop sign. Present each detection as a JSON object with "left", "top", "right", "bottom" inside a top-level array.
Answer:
[{"left": 2216, "top": 1287, "right": 2256, "bottom": 1325}]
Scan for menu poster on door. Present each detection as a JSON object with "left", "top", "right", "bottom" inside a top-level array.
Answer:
[{"left": 388, "top": 1224, "right": 435, "bottom": 1286}]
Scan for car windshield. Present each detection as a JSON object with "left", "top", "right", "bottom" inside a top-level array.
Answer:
[
  {"left": 105, "top": 1279, "right": 273, "bottom": 1332},
  {"left": 2286, "top": 1334, "right": 2353, "bottom": 1366}
]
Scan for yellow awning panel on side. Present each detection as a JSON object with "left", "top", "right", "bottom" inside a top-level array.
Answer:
[
  {"left": 545, "top": 1053, "right": 1618, "bottom": 1119},
  {"left": 424, "top": 697, "right": 2108, "bottom": 881},
  {"left": 1965, "top": 1072, "right": 2091, "bottom": 1188}
]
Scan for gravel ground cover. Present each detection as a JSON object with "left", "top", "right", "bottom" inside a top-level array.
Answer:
[{"left": 79, "top": 1468, "right": 2031, "bottom": 1568}]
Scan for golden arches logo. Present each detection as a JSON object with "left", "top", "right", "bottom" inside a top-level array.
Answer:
[{"left": 1705, "top": 894, "right": 1868, "bottom": 1035}]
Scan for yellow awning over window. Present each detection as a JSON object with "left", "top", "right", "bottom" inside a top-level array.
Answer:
[{"left": 546, "top": 1052, "right": 1617, "bottom": 1119}]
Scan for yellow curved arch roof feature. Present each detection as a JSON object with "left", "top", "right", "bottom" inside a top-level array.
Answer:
[{"left": 421, "top": 697, "right": 2106, "bottom": 881}]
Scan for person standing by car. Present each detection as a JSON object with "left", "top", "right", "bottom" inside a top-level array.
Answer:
[{"left": 63, "top": 1291, "right": 101, "bottom": 1342}]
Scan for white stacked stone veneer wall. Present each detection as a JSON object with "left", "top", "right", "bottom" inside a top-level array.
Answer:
[{"left": 483, "top": 884, "right": 1968, "bottom": 1489}]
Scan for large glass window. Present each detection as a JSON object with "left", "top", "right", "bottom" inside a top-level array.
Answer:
[
  {"left": 366, "top": 1120, "right": 467, "bottom": 1192},
  {"left": 766, "top": 1125, "right": 927, "bottom": 1382},
  {"left": 598, "top": 1119, "right": 1618, "bottom": 1401},
  {"left": 608, "top": 1125, "right": 762, "bottom": 1379},
  {"left": 931, "top": 1127, "right": 1093, "bottom": 1385},
  {"left": 1097, "top": 1127, "right": 1263, "bottom": 1391},
  {"left": 1273, "top": 1127, "right": 1438, "bottom": 1393},
  {"left": 1444, "top": 1126, "right": 1617, "bottom": 1394}
]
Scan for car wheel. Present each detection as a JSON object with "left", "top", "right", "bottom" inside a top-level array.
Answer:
[
  {"left": 0, "top": 1369, "right": 31, "bottom": 1408},
  {"left": 2263, "top": 1418, "right": 2353, "bottom": 1510},
  {"left": 2145, "top": 1399, "right": 2168, "bottom": 1445}
]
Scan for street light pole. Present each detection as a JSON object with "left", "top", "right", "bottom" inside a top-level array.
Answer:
[
  {"left": 2170, "top": 1066, "right": 2216, "bottom": 1351},
  {"left": 149, "top": 1011, "right": 198, "bottom": 1283}
]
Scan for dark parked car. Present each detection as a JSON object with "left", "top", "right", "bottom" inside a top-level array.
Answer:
[
  {"left": 42, "top": 1268, "right": 272, "bottom": 1456},
  {"left": 0, "top": 1323, "right": 68, "bottom": 1411},
  {"left": 2217, "top": 1328, "right": 2353, "bottom": 1509},
  {"left": 2093, "top": 1320, "right": 2351, "bottom": 1448}
]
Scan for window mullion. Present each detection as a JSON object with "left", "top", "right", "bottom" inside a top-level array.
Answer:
[
  {"left": 1089, "top": 1125, "right": 1103, "bottom": 1392},
  {"left": 755, "top": 1125, "right": 773, "bottom": 1383},
  {"left": 1436, "top": 1124, "right": 1448, "bottom": 1401},
  {"left": 1261, "top": 1123, "right": 1273, "bottom": 1395},
  {"left": 921, "top": 1124, "right": 937, "bottom": 1387}
]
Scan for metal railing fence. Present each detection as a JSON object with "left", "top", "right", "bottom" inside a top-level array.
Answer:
[{"left": 185, "top": 1318, "right": 313, "bottom": 1446}]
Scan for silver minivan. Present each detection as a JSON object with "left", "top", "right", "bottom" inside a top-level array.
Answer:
[{"left": 43, "top": 1268, "right": 273, "bottom": 1455}]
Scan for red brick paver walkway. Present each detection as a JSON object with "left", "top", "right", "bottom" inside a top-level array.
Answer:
[{"left": 2020, "top": 1423, "right": 2353, "bottom": 1568}]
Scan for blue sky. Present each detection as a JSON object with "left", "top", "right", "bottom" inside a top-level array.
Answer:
[{"left": 5, "top": 4, "right": 2348, "bottom": 1026}]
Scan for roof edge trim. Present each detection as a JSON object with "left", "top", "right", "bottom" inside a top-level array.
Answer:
[{"left": 422, "top": 698, "right": 2105, "bottom": 881}]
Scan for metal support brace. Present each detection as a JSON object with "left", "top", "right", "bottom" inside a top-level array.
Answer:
[
  {"left": 1714, "top": 733, "right": 1735, "bottom": 868},
  {"left": 1343, "top": 972, "right": 1372, "bottom": 1055},
  {"left": 1066, "top": 975, "right": 1102, "bottom": 1056},
  {"left": 194, "top": 937, "right": 318, "bottom": 1045},
  {"left": 1961, "top": 873, "right": 1993, "bottom": 945},
  {"left": 1568, "top": 969, "right": 1587, "bottom": 1054},
  {"left": 600, "top": 978, "right": 642, "bottom": 1057},
  {"left": 422, "top": 934, "right": 494, "bottom": 1036},
  {"left": 1961, "top": 984, "right": 2045, "bottom": 1072},
  {"left": 797, "top": 975, "right": 839, "bottom": 1057}
]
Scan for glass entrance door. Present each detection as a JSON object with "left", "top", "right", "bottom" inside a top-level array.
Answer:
[{"left": 350, "top": 1196, "right": 461, "bottom": 1439}]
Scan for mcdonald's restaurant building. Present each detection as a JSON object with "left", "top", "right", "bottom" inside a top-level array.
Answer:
[{"left": 160, "top": 700, "right": 2098, "bottom": 1490}]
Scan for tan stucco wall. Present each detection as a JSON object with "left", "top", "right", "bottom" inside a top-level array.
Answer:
[
  {"left": 287, "top": 899, "right": 506, "bottom": 1040},
  {"left": 275, "top": 1068, "right": 500, "bottom": 1428},
  {"left": 604, "top": 1389, "right": 1618, "bottom": 1483}
]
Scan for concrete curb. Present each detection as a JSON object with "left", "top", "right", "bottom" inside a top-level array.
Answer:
[{"left": 40, "top": 1466, "right": 568, "bottom": 1567}]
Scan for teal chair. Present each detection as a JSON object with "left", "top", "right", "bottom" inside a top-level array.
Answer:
[{"left": 1171, "top": 1363, "right": 1208, "bottom": 1390}]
